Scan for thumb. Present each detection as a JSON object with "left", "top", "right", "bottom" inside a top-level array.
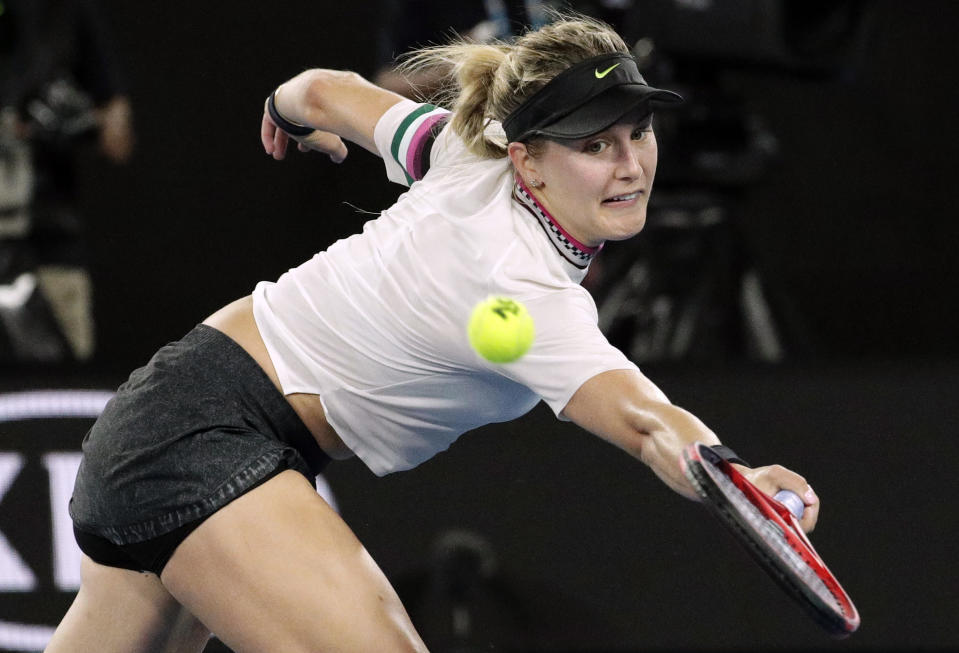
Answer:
[{"left": 298, "top": 130, "right": 348, "bottom": 163}]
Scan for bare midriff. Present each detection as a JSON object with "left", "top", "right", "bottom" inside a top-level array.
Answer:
[{"left": 202, "top": 296, "right": 354, "bottom": 461}]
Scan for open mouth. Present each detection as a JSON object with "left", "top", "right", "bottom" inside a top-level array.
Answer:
[{"left": 602, "top": 191, "right": 642, "bottom": 204}]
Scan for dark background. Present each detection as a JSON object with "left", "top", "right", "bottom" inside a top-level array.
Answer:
[
  {"left": 75, "top": 0, "right": 959, "bottom": 369},
  {"left": 2, "top": 0, "right": 958, "bottom": 650}
]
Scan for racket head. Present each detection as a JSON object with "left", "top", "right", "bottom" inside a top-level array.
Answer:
[{"left": 680, "top": 442, "right": 860, "bottom": 637}]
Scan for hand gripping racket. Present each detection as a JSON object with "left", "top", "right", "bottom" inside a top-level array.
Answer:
[{"left": 680, "top": 442, "right": 860, "bottom": 637}]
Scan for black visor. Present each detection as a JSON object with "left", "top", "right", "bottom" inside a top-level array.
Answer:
[{"left": 502, "top": 53, "right": 683, "bottom": 142}]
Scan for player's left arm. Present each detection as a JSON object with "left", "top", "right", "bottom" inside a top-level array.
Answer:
[
  {"left": 561, "top": 369, "right": 821, "bottom": 531},
  {"left": 261, "top": 69, "right": 405, "bottom": 162}
]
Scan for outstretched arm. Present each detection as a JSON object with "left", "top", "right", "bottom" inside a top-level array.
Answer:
[
  {"left": 261, "top": 69, "right": 405, "bottom": 162},
  {"left": 562, "top": 369, "right": 820, "bottom": 532}
]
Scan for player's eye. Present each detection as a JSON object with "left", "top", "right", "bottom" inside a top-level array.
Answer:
[
  {"left": 631, "top": 127, "right": 650, "bottom": 141},
  {"left": 585, "top": 140, "right": 609, "bottom": 154}
]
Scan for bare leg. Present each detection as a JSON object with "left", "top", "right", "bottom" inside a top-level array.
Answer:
[
  {"left": 160, "top": 469, "right": 429, "bottom": 653},
  {"left": 45, "top": 556, "right": 211, "bottom": 653}
]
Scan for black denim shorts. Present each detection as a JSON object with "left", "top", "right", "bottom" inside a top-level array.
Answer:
[{"left": 69, "top": 324, "right": 330, "bottom": 575}]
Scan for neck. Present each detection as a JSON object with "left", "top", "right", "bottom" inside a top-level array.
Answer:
[{"left": 513, "top": 177, "right": 600, "bottom": 270}]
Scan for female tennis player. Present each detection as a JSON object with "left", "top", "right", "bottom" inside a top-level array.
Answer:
[{"left": 47, "top": 15, "right": 820, "bottom": 653}]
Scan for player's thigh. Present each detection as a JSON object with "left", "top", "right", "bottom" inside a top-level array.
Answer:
[
  {"left": 160, "top": 469, "right": 427, "bottom": 653},
  {"left": 45, "top": 555, "right": 210, "bottom": 653}
]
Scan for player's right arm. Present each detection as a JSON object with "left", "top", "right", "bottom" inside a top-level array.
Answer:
[
  {"left": 261, "top": 69, "right": 405, "bottom": 161},
  {"left": 561, "top": 369, "right": 821, "bottom": 532}
]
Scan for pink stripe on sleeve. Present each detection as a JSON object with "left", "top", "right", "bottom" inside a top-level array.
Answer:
[{"left": 406, "top": 113, "right": 449, "bottom": 181}]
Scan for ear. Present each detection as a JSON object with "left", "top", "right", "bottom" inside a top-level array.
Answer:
[{"left": 507, "top": 141, "right": 541, "bottom": 186}]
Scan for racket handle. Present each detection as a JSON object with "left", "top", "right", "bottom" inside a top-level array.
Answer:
[{"left": 774, "top": 490, "right": 805, "bottom": 518}]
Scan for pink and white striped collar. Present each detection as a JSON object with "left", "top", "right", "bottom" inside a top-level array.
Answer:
[{"left": 512, "top": 178, "right": 601, "bottom": 270}]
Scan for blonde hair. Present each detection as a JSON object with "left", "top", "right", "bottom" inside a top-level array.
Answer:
[{"left": 397, "top": 14, "right": 630, "bottom": 159}]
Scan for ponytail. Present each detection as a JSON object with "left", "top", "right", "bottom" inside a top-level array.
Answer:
[
  {"left": 399, "top": 42, "right": 511, "bottom": 158},
  {"left": 398, "top": 14, "right": 630, "bottom": 159}
]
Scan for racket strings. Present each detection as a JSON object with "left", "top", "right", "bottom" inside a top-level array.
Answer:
[
  {"left": 684, "top": 444, "right": 860, "bottom": 635},
  {"left": 711, "top": 466, "right": 840, "bottom": 611}
]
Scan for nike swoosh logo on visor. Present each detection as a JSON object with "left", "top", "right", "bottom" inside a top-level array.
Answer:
[{"left": 595, "top": 63, "right": 620, "bottom": 78}]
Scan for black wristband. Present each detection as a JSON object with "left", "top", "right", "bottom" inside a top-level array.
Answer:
[
  {"left": 710, "top": 445, "right": 751, "bottom": 468},
  {"left": 266, "top": 90, "right": 315, "bottom": 137}
]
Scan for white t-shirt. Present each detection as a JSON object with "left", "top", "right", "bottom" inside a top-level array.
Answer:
[{"left": 253, "top": 99, "right": 639, "bottom": 476}]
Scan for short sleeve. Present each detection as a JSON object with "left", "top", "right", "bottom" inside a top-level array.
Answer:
[
  {"left": 373, "top": 99, "right": 452, "bottom": 187},
  {"left": 493, "top": 287, "right": 640, "bottom": 420}
]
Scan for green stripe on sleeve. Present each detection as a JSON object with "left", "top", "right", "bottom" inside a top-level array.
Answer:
[{"left": 390, "top": 104, "right": 438, "bottom": 184}]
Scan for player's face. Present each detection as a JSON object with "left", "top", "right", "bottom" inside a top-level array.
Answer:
[{"left": 528, "top": 119, "right": 658, "bottom": 247}]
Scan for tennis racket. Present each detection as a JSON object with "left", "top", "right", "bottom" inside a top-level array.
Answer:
[{"left": 680, "top": 442, "right": 860, "bottom": 637}]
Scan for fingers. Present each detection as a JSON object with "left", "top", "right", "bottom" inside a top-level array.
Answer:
[
  {"left": 273, "top": 129, "right": 290, "bottom": 160},
  {"left": 745, "top": 464, "right": 820, "bottom": 533},
  {"left": 797, "top": 491, "right": 820, "bottom": 533},
  {"left": 299, "top": 130, "right": 349, "bottom": 163},
  {"left": 261, "top": 112, "right": 289, "bottom": 160},
  {"left": 260, "top": 103, "right": 274, "bottom": 152},
  {"left": 261, "top": 109, "right": 345, "bottom": 163}
]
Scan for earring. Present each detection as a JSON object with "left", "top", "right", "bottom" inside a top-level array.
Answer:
[{"left": 528, "top": 179, "right": 542, "bottom": 188}]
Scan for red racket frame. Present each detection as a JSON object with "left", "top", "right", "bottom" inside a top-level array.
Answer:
[{"left": 681, "top": 442, "right": 860, "bottom": 636}]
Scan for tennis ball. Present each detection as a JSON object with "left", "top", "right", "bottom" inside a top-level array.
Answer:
[{"left": 468, "top": 296, "right": 535, "bottom": 363}]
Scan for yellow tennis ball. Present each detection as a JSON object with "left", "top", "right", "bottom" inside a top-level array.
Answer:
[{"left": 468, "top": 296, "right": 535, "bottom": 363}]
